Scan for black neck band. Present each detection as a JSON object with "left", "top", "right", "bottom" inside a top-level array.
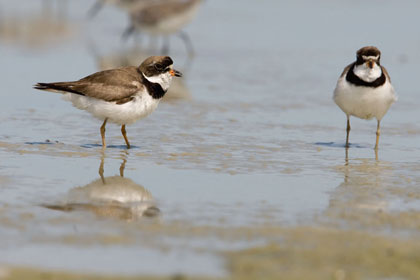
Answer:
[
  {"left": 139, "top": 71, "right": 166, "bottom": 99},
  {"left": 346, "top": 63, "right": 386, "bottom": 88}
]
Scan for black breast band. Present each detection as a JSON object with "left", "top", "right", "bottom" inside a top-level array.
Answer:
[{"left": 346, "top": 63, "right": 386, "bottom": 88}]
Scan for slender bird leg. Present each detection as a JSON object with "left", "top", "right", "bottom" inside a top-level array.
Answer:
[
  {"left": 375, "top": 120, "right": 381, "bottom": 150},
  {"left": 121, "top": 25, "right": 135, "bottom": 41},
  {"left": 121, "top": 124, "right": 130, "bottom": 149},
  {"left": 120, "top": 155, "right": 127, "bottom": 177},
  {"left": 345, "top": 146, "right": 349, "bottom": 165},
  {"left": 178, "top": 31, "right": 195, "bottom": 57},
  {"left": 99, "top": 151, "right": 105, "bottom": 184},
  {"left": 87, "top": 0, "right": 104, "bottom": 18},
  {"left": 345, "top": 116, "right": 351, "bottom": 148},
  {"left": 100, "top": 118, "right": 108, "bottom": 149}
]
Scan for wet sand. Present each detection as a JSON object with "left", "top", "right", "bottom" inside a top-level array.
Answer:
[{"left": 1, "top": 0, "right": 420, "bottom": 279}]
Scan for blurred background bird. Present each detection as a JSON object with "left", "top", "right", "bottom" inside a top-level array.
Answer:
[
  {"left": 122, "top": 0, "right": 202, "bottom": 56},
  {"left": 88, "top": 0, "right": 155, "bottom": 17}
]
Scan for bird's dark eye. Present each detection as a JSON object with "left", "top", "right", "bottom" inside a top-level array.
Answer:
[{"left": 154, "top": 63, "right": 163, "bottom": 71}]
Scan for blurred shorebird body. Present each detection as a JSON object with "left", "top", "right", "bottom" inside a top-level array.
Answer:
[
  {"left": 130, "top": 0, "right": 201, "bottom": 35},
  {"left": 88, "top": 0, "right": 154, "bottom": 17},
  {"left": 34, "top": 56, "right": 182, "bottom": 149},
  {"left": 333, "top": 46, "right": 397, "bottom": 150},
  {"left": 123, "top": 0, "right": 202, "bottom": 55}
]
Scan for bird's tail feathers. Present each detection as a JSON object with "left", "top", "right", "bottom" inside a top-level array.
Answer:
[{"left": 33, "top": 82, "right": 82, "bottom": 95}]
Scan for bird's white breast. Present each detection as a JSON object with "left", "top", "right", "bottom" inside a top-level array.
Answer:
[
  {"left": 353, "top": 63, "right": 382, "bottom": 82},
  {"left": 333, "top": 75, "right": 397, "bottom": 121},
  {"left": 63, "top": 89, "right": 160, "bottom": 125}
]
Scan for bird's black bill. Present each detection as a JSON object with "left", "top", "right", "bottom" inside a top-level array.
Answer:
[{"left": 173, "top": 69, "right": 182, "bottom": 77}]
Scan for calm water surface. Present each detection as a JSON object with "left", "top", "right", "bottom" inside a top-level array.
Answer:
[{"left": 0, "top": 0, "right": 420, "bottom": 277}]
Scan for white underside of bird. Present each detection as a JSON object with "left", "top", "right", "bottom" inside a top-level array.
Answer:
[
  {"left": 334, "top": 65, "right": 397, "bottom": 121},
  {"left": 63, "top": 90, "right": 159, "bottom": 125},
  {"left": 62, "top": 72, "right": 172, "bottom": 125}
]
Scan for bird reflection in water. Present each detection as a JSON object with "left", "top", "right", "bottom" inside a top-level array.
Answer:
[
  {"left": 345, "top": 146, "right": 379, "bottom": 166},
  {"left": 44, "top": 151, "right": 160, "bottom": 221},
  {"left": 327, "top": 150, "right": 391, "bottom": 217}
]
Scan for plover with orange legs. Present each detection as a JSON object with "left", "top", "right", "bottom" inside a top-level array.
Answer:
[
  {"left": 34, "top": 56, "right": 182, "bottom": 149},
  {"left": 333, "top": 46, "right": 397, "bottom": 150},
  {"left": 123, "top": 0, "right": 202, "bottom": 55}
]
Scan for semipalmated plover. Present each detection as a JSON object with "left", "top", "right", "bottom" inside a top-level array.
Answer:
[
  {"left": 34, "top": 56, "right": 182, "bottom": 149},
  {"left": 333, "top": 46, "right": 397, "bottom": 149},
  {"left": 123, "top": 0, "right": 202, "bottom": 55},
  {"left": 88, "top": 0, "right": 153, "bottom": 17}
]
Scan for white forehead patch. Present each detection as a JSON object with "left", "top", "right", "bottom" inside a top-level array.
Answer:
[{"left": 362, "top": 55, "right": 380, "bottom": 61}]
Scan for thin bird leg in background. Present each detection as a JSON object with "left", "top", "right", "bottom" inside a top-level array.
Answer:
[
  {"left": 375, "top": 120, "right": 381, "bottom": 150},
  {"left": 100, "top": 118, "right": 108, "bottom": 148},
  {"left": 345, "top": 116, "right": 351, "bottom": 148},
  {"left": 121, "top": 124, "right": 131, "bottom": 149},
  {"left": 122, "top": 25, "right": 135, "bottom": 41},
  {"left": 87, "top": 0, "right": 104, "bottom": 18},
  {"left": 178, "top": 31, "right": 194, "bottom": 56}
]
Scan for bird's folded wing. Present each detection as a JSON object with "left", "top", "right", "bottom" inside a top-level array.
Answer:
[
  {"left": 381, "top": 66, "right": 391, "bottom": 83},
  {"left": 35, "top": 67, "right": 144, "bottom": 103},
  {"left": 72, "top": 67, "right": 144, "bottom": 102}
]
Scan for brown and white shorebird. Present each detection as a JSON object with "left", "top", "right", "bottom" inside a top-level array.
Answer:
[
  {"left": 87, "top": 0, "right": 153, "bottom": 17},
  {"left": 34, "top": 56, "right": 182, "bottom": 149},
  {"left": 333, "top": 46, "right": 397, "bottom": 149},
  {"left": 123, "top": 0, "right": 202, "bottom": 55}
]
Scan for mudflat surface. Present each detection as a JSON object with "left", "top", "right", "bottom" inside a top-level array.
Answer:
[{"left": 1, "top": 0, "right": 420, "bottom": 279}]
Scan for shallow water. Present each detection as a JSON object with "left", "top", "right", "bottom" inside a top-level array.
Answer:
[{"left": 1, "top": 0, "right": 420, "bottom": 278}]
